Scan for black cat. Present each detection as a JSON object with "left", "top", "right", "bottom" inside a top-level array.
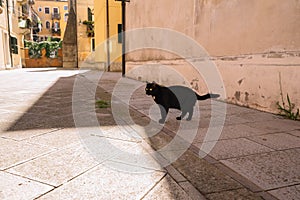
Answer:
[{"left": 145, "top": 81, "right": 220, "bottom": 123}]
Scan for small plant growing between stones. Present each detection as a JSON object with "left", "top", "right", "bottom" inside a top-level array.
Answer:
[
  {"left": 277, "top": 94, "right": 299, "bottom": 120},
  {"left": 277, "top": 72, "right": 299, "bottom": 120},
  {"left": 96, "top": 99, "right": 110, "bottom": 108}
]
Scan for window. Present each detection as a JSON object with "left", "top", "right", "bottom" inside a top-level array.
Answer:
[
  {"left": 118, "top": 24, "right": 122, "bottom": 43},
  {"left": 46, "top": 21, "right": 50, "bottom": 29},
  {"left": 64, "top": 5, "right": 68, "bottom": 11},
  {"left": 53, "top": 7, "right": 59, "bottom": 14},
  {"left": 38, "top": 7, "right": 42, "bottom": 12},
  {"left": 45, "top": 7, "right": 50, "bottom": 14},
  {"left": 10, "top": 36, "right": 18, "bottom": 54},
  {"left": 64, "top": 13, "right": 68, "bottom": 22},
  {"left": 53, "top": 22, "right": 59, "bottom": 29}
]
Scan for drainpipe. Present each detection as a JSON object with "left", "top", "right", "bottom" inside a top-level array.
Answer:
[
  {"left": 106, "top": 0, "right": 110, "bottom": 71},
  {"left": 6, "top": 0, "right": 13, "bottom": 68},
  {"left": 121, "top": 0, "right": 125, "bottom": 77}
]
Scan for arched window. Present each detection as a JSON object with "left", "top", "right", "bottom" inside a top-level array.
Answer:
[{"left": 46, "top": 21, "right": 50, "bottom": 29}]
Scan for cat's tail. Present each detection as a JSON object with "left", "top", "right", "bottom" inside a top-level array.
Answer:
[{"left": 196, "top": 93, "right": 220, "bottom": 100}]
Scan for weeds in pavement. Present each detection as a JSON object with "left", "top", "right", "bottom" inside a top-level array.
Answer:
[
  {"left": 277, "top": 73, "right": 299, "bottom": 120},
  {"left": 96, "top": 99, "right": 110, "bottom": 108}
]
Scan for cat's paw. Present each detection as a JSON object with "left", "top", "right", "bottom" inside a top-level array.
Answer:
[
  {"left": 159, "top": 119, "right": 165, "bottom": 124},
  {"left": 186, "top": 118, "right": 192, "bottom": 121},
  {"left": 176, "top": 116, "right": 182, "bottom": 120}
]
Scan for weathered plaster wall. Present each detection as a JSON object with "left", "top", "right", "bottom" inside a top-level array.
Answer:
[
  {"left": 127, "top": 0, "right": 300, "bottom": 57},
  {"left": 125, "top": 0, "right": 300, "bottom": 114}
]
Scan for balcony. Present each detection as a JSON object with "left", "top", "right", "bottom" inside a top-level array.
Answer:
[
  {"left": 82, "top": 20, "right": 94, "bottom": 37},
  {"left": 52, "top": 13, "right": 61, "bottom": 20},
  {"left": 18, "top": 16, "right": 31, "bottom": 29},
  {"left": 52, "top": 28, "right": 61, "bottom": 36}
]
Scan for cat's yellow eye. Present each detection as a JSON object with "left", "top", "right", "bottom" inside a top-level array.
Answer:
[
  {"left": 145, "top": 88, "right": 148, "bottom": 91},
  {"left": 149, "top": 88, "right": 152, "bottom": 91}
]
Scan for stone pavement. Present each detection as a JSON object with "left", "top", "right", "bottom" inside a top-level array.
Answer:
[{"left": 0, "top": 68, "right": 299, "bottom": 200}]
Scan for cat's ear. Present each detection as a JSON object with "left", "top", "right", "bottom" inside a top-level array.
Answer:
[{"left": 146, "top": 81, "right": 149, "bottom": 84}]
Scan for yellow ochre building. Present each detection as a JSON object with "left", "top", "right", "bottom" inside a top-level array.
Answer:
[{"left": 94, "top": 0, "right": 122, "bottom": 71}]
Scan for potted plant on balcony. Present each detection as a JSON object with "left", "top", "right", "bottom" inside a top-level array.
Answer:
[{"left": 82, "top": 20, "right": 94, "bottom": 37}]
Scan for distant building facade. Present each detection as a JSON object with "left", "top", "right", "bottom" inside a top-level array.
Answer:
[
  {"left": 32, "top": 0, "right": 69, "bottom": 41},
  {"left": 0, "top": 0, "right": 27, "bottom": 69}
]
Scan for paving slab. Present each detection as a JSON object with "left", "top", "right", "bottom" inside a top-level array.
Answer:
[
  {"left": 289, "top": 129, "right": 300, "bottom": 137},
  {"left": 38, "top": 163, "right": 165, "bottom": 200},
  {"left": 268, "top": 184, "right": 300, "bottom": 200},
  {"left": 0, "top": 128, "right": 59, "bottom": 141},
  {"left": 26, "top": 128, "right": 82, "bottom": 149},
  {"left": 221, "top": 148, "right": 300, "bottom": 191},
  {"left": 196, "top": 138, "right": 274, "bottom": 160},
  {"left": 192, "top": 124, "right": 269, "bottom": 144},
  {"left": 7, "top": 143, "right": 99, "bottom": 187},
  {"left": 143, "top": 175, "right": 192, "bottom": 200},
  {"left": 0, "top": 138, "right": 54, "bottom": 170},
  {"left": 247, "top": 132, "right": 300, "bottom": 150},
  {"left": 0, "top": 171, "right": 53, "bottom": 200},
  {"left": 206, "top": 188, "right": 263, "bottom": 200},
  {"left": 246, "top": 119, "right": 300, "bottom": 133},
  {"left": 172, "top": 151, "right": 243, "bottom": 194}
]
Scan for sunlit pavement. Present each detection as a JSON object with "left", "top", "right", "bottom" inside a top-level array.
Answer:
[{"left": 0, "top": 68, "right": 299, "bottom": 200}]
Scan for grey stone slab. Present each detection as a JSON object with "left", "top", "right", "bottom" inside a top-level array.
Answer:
[
  {"left": 206, "top": 188, "right": 263, "bottom": 200},
  {"left": 237, "top": 110, "right": 282, "bottom": 122},
  {"left": 8, "top": 144, "right": 99, "bottom": 187},
  {"left": 0, "top": 121, "right": 14, "bottom": 132},
  {"left": 218, "top": 124, "right": 270, "bottom": 139},
  {"left": 178, "top": 181, "right": 207, "bottom": 200},
  {"left": 269, "top": 184, "right": 300, "bottom": 200},
  {"left": 7, "top": 113, "right": 63, "bottom": 131},
  {"left": 192, "top": 124, "right": 268, "bottom": 144},
  {"left": 26, "top": 128, "right": 82, "bottom": 149},
  {"left": 80, "top": 133, "right": 164, "bottom": 172},
  {"left": 221, "top": 149, "right": 300, "bottom": 190},
  {"left": 80, "top": 126, "right": 141, "bottom": 142},
  {"left": 107, "top": 142, "right": 164, "bottom": 172},
  {"left": 0, "top": 171, "right": 53, "bottom": 200},
  {"left": 165, "top": 165, "right": 187, "bottom": 183},
  {"left": 246, "top": 119, "right": 300, "bottom": 133},
  {"left": 198, "top": 138, "right": 274, "bottom": 160},
  {"left": 38, "top": 162, "right": 165, "bottom": 200},
  {"left": 143, "top": 175, "right": 192, "bottom": 200},
  {"left": 289, "top": 129, "right": 300, "bottom": 137},
  {"left": 0, "top": 138, "right": 54, "bottom": 170},
  {"left": 0, "top": 128, "right": 59, "bottom": 141},
  {"left": 224, "top": 115, "right": 254, "bottom": 125},
  {"left": 248, "top": 132, "right": 300, "bottom": 150},
  {"left": 172, "top": 151, "right": 242, "bottom": 194}
]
